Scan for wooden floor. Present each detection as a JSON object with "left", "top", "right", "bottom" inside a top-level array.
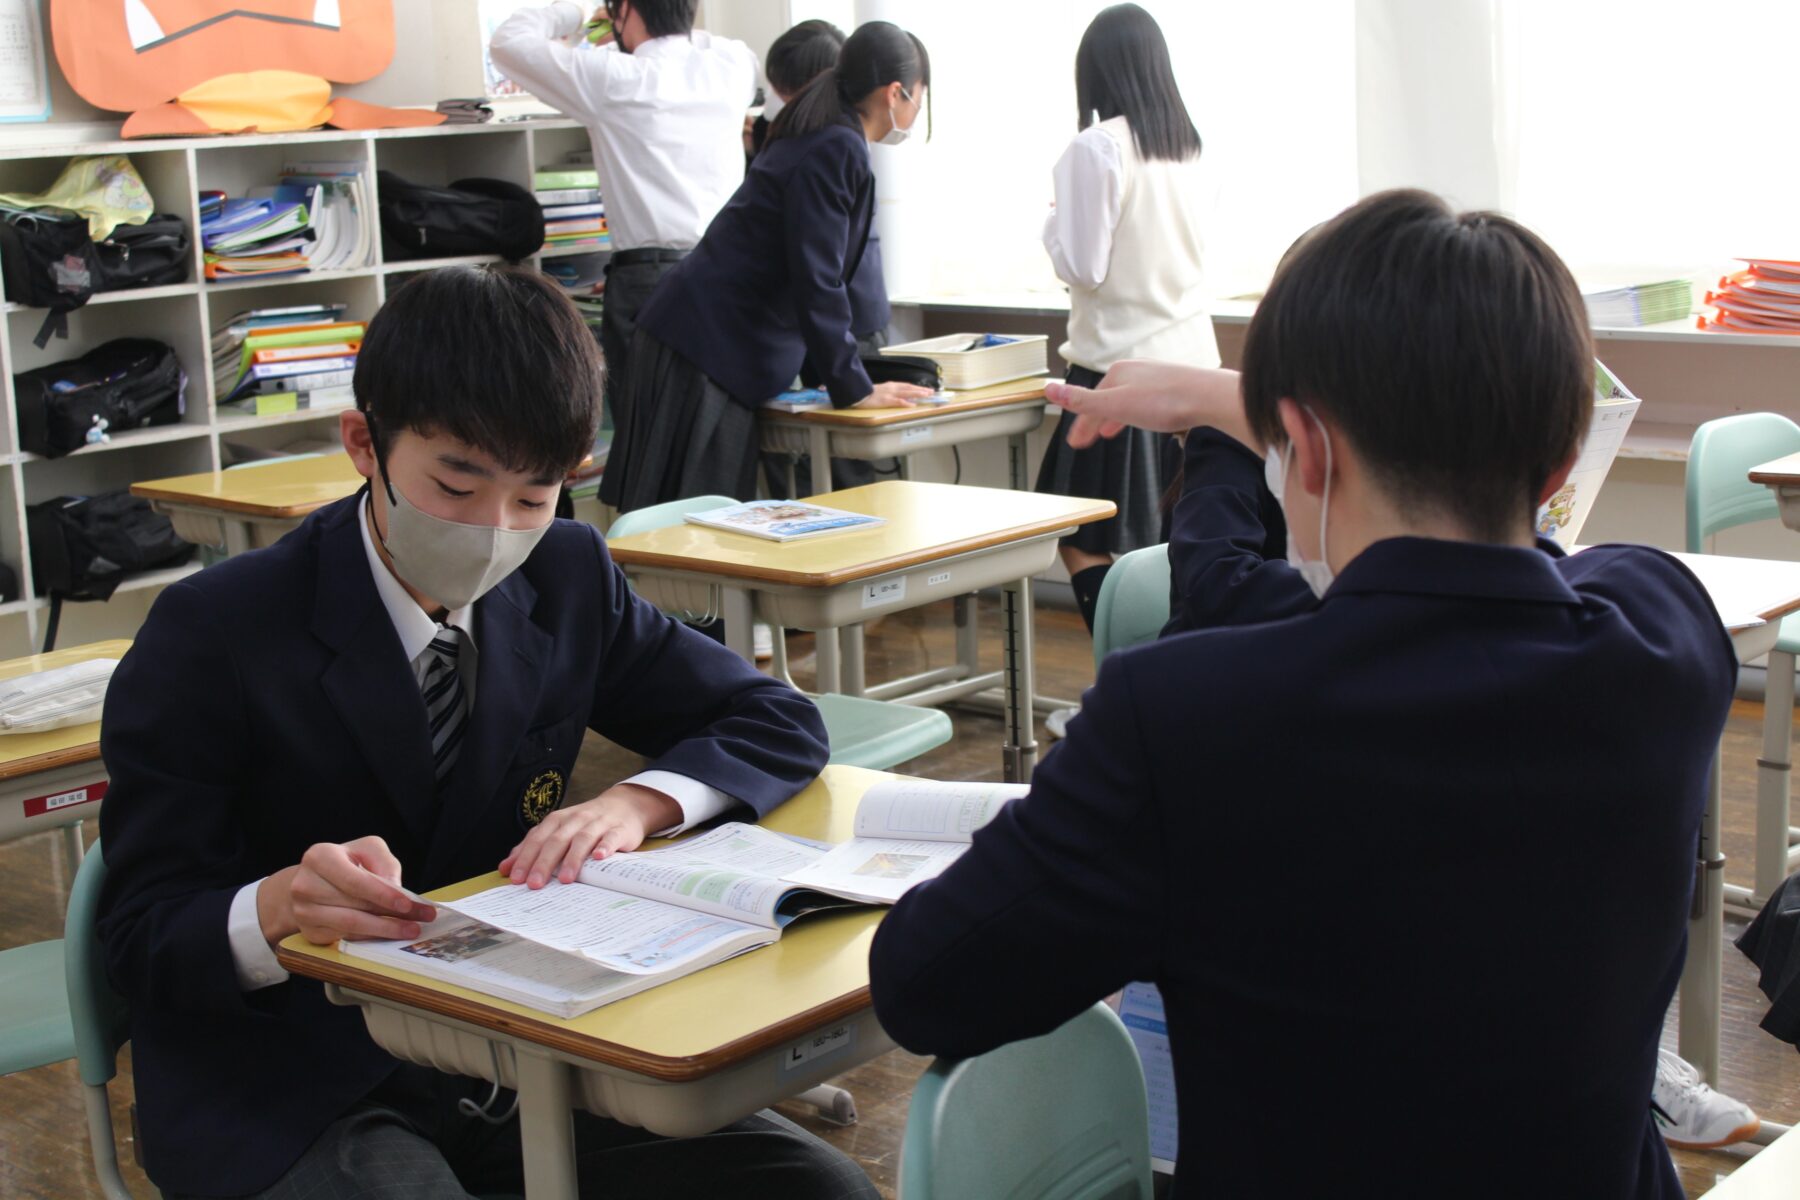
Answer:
[{"left": 3, "top": 599, "right": 1798, "bottom": 1198}]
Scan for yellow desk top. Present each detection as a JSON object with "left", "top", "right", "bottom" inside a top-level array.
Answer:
[
  {"left": 131, "top": 454, "right": 364, "bottom": 520},
  {"left": 0, "top": 639, "right": 130, "bottom": 779},
  {"left": 762, "top": 378, "right": 1049, "bottom": 428},
  {"left": 278, "top": 765, "right": 895, "bottom": 1081},
  {"left": 606, "top": 480, "right": 1115, "bottom": 588},
  {"left": 1748, "top": 452, "right": 1800, "bottom": 487}
]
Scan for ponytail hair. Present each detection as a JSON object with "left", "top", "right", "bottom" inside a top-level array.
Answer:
[{"left": 768, "top": 20, "right": 930, "bottom": 145}]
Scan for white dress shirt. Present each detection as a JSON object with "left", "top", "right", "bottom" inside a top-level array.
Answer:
[
  {"left": 487, "top": 2, "right": 756, "bottom": 251},
  {"left": 225, "top": 495, "right": 736, "bottom": 991}
]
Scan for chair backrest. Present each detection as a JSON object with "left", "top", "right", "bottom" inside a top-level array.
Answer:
[
  {"left": 63, "top": 844, "right": 129, "bottom": 1088},
  {"left": 1092, "top": 544, "right": 1172, "bottom": 669},
  {"left": 1685, "top": 413, "right": 1800, "bottom": 552},
  {"left": 898, "top": 1003, "right": 1153, "bottom": 1200},
  {"left": 604, "top": 495, "right": 738, "bottom": 540}
]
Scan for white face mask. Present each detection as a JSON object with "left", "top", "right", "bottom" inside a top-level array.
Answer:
[
  {"left": 879, "top": 86, "right": 915, "bottom": 146},
  {"left": 371, "top": 453, "right": 551, "bottom": 611},
  {"left": 1263, "top": 408, "right": 1336, "bottom": 600}
]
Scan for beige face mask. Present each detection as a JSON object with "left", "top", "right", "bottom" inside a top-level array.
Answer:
[{"left": 367, "top": 416, "right": 551, "bottom": 609}]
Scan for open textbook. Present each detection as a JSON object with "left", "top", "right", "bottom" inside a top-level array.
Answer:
[
  {"left": 1534, "top": 359, "right": 1641, "bottom": 549},
  {"left": 342, "top": 779, "right": 1026, "bottom": 1017}
]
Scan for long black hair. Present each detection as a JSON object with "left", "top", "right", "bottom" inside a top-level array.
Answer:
[
  {"left": 1075, "top": 4, "right": 1201, "bottom": 162},
  {"left": 766, "top": 19, "right": 844, "bottom": 97},
  {"left": 768, "top": 20, "right": 930, "bottom": 145}
]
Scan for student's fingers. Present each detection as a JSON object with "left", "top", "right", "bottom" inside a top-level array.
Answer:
[
  {"left": 344, "top": 834, "right": 404, "bottom": 886},
  {"left": 592, "top": 821, "right": 642, "bottom": 860},
  {"left": 300, "top": 842, "right": 427, "bottom": 920},
  {"left": 504, "top": 820, "right": 558, "bottom": 885},
  {"left": 1044, "top": 380, "right": 1097, "bottom": 412},
  {"left": 297, "top": 903, "right": 425, "bottom": 945}
]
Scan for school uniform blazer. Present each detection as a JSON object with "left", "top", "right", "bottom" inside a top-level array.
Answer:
[
  {"left": 870, "top": 431, "right": 1738, "bottom": 1197},
  {"left": 639, "top": 110, "right": 876, "bottom": 408},
  {"left": 96, "top": 494, "right": 828, "bottom": 1197}
]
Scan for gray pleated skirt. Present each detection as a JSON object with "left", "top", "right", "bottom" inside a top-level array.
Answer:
[
  {"left": 603, "top": 329, "right": 761, "bottom": 514},
  {"left": 1034, "top": 364, "right": 1172, "bottom": 555}
]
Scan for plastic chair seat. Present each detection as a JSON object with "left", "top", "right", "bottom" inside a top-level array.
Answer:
[
  {"left": 1778, "top": 611, "right": 1799, "bottom": 657},
  {"left": 0, "top": 938, "right": 75, "bottom": 1075},
  {"left": 815, "top": 693, "right": 953, "bottom": 770}
]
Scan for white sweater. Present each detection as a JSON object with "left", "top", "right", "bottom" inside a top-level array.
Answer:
[{"left": 1042, "top": 116, "right": 1219, "bottom": 373}]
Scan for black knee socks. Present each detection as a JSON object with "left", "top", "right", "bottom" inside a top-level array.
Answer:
[{"left": 1072, "top": 564, "right": 1112, "bottom": 633}]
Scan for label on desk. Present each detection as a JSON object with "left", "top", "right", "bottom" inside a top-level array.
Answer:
[
  {"left": 901, "top": 426, "right": 934, "bottom": 444},
  {"left": 783, "top": 1023, "right": 855, "bottom": 1072},
  {"left": 862, "top": 578, "right": 907, "bottom": 609},
  {"left": 23, "top": 779, "right": 107, "bottom": 819}
]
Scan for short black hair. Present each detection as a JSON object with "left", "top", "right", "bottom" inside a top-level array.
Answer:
[
  {"left": 1242, "top": 189, "right": 1591, "bottom": 541},
  {"left": 766, "top": 19, "right": 843, "bottom": 97},
  {"left": 606, "top": 0, "right": 695, "bottom": 39},
  {"left": 1075, "top": 4, "right": 1201, "bottom": 162},
  {"left": 355, "top": 266, "right": 601, "bottom": 480}
]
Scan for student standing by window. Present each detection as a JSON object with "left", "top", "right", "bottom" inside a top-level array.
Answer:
[
  {"left": 1038, "top": 3, "right": 1216, "bottom": 732},
  {"left": 605, "top": 21, "right": 934, "bottom": 514},
  {"left": 488, "top": 1, "right": 757, "bottom": 510}
]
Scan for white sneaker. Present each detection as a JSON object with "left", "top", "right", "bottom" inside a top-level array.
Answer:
[
  {"left": 1045, "top": 706, "right": 1078, "bottom": 739},
  {"left": 1651, "top": 1049, "right": 1760, "bottom": 1149},
  {"left": 754, "top": 623, "right": 774, "bottom": 661}
]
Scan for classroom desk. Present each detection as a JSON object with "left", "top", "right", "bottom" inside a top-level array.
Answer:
[
  {"left": 0, "top": 639, "right": 130, "bottom": 877},
  {"left": 1704, "top": 1121, "right": 1800, "bottom": 1196},
  {"left": 131, "top": 454, "right": 364, "bottom": 555},
  {"left": 758, "top": 378, "right": 1051, "bottom": 493},
  {"left": 1748, "top": 452, "right": 1800, "bottom": 532},
  {"left": 278, "top": 765, "right": 898, "bottom": 1200},
  {"left": 605, "top": 481, "right": 1116, "bottom": 781},
  {"left": 1662, "top": 551, "right": 1800, "bottom": 1099}
]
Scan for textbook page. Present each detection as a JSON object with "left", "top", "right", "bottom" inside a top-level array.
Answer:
[
  {"left": 439, "top": 879, "right": 773, "bottom": 976},
  {"left": 342, "top": 910, "right": 656, "bottom": 1018},
  {"left": 575, "top": 822, "right": 828, "bottom": 928},
  {"left": 1117, "top": 983, "right": 1179, "bottom": 1173},
  {"left": 780, "top": 781, "right": 1030, "bottom": 905},
  {"left": 1535, "top": 360, "right": 1640, "bottom": 549}
]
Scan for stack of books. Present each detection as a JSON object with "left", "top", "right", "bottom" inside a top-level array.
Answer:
[
  {"left": 212, "top": 304, "right": 364, "bottom": 417},
  {"left": 199, "top": 160, "right": 372, "bottom": 281},
  {"left": 534, "top": 165, "right": 609, "bottom": 251},
  {"left": 1699, "top": 260, "right": 1800, "bottom": 335},
  {"left": 1581, "top": 279, "right": 1693, "bottom": 328},
  {"left": 541, "top": 253, "right": 605, "bottom": 333}
]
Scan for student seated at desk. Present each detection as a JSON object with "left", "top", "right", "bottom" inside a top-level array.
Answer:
[
  {"left": 869, "top": 190, "right": 1738, "bottom": 1197},
  {"left": 95, "top": 266, "right": 871, "bottom": 1200}
]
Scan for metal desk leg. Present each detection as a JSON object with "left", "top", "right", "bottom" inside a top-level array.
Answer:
[
  {"left": 1756, "top": 649, "right": 1795, "bottom": 905},
  {"left": 1680, "top": 749, "right": 1725, "bottom": 1086},
  {"left": 815, "top": 627, "right": 842, "bottom": 694},
  {"left": 224, "top": 519, "right": 254, "bottom": 558},
  {"left": 784, "top": 455, "right": 799, "bottom": 501},
  {"left": 808, "top": 428, "right": 833, "bottom": 499},
  {"left": 60, "top": 820, "right": 86, "bottom": 881},
  {"left": 841, "top": 624, "right": 867, "bottom": 697},
  {"left": 515, "top": 1049, "right": 579, "bottom": 1200},
  {"left": 955, "top": 593, "right": 979, "bottom": 680},
  {"left": 896, "top": 454, "right": 912, "bottom": 482},
  {"left": 1007, "top": 431, "right": 1031, "bottom": 492},
  {"left": 1001, "top": 576, "right": 1039, "bottom": 782},
  {"left": 720, "top": 586, "right": 756, "bottom": 665}
]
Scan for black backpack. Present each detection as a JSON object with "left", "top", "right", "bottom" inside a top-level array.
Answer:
[
  {"left": 13, "top": 338, "right": 186, "bottom": 459},
  {"left": 0, "top": 209, "right": 98, "bottom": 347},
  {"left": 376, "top": 171, "right": 544, "bottom": 262},
  {"left": 94, "top": 213, "right": 192, "bottom": 292},
  {"left": 27, "top": 490, "right": 194, "bottom": 650}
]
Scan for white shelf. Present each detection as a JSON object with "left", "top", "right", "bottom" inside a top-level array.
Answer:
[
  {"left": 205, "top": 264, "right": 383, "bottom": 292},
  {"left": 0, "top": 117, "right": 582, "bottom": 160},
  {"left": 10, "top": 421, "right": 212, "bottom": 465},
  {"left": 537, "top": 242, "right": 612, "bottom": 259},
  {"left": 214, "top": 402, "right": 356, "bottom": 434},
  {"left": 3, "top": 281, "right": 201, "bottom": 314},
  {"left": 379, "top": 254, "right": 503, "bottom": 274}
]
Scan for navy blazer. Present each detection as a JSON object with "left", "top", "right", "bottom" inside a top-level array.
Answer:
[
  {"left": 96, "top": 495, "right": 828, "bottom": 1197},
  {"left": 870, "top": 430, "right": 1736, "bottom": 1197},
  {"left": 640, "top": 111, "right": 875, "bottom": 408}
]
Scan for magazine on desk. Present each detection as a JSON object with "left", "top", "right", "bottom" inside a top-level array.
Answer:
[
  {"left": 683, "top": 499, "right": 887, "bottom": 541},
  {"left": 341, "top": 780, "right": 1026, "bottom": 1017}
]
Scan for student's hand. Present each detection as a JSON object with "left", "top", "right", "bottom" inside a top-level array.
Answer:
[
  {"left": 1047, "top": 362, "right": 1254, "bottom": 452},
  {"left": 499, "top": 782, "right": 681, "bottom": 888},
  {"left": 854, "top": 382, "right": 933, "bottom": 409},
  {"left": 260, "top": 836, "right": 436, "bottom": 947}
]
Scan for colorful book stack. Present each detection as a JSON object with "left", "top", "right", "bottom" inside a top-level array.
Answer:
[
  {"left": 199, "top": 160, "right": 372, "bottom": 281},
  {"left": 541, "top": 253, "right": 605, "bottom": 333},
  {"left": 1581, "top": 279, "right": 1693, "bottom": 328},
  {"left": 534, "top": 165, "right": 609, "bottom": 250},
  {"left": 1699, "top": 260, "right": 1800, "bottom": 335},
  {"left": 212, "top": 304, "right": 364, "bottom": 417}
]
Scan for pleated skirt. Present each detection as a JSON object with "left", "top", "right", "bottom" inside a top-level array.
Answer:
[
  {"left": 603, "top": 329, "right": 760, "bottom": 513},
  {"left": 1034, "top": 364, "right": 1173, "bottom": 555}
]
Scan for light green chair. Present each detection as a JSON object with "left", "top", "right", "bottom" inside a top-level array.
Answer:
[
  {"left": 898, "top": 1002, "right": 1153, "bottom": 1200},
  {"left": 1686, "top": 412, "right": 1800, "bottom": 907},
  {"left": 604, "top": 498, "right": 952, "bottom": 770},
  {"left": 1092, "top": 544, "right": 1172, "bottom": 666},
  {"left": 0, "top": 843, "right": 134, "bottom": 1197}
]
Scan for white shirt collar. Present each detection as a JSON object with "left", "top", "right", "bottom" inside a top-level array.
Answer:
[{"left": 358, "top": 492, "right": 475, "bottom": 662}]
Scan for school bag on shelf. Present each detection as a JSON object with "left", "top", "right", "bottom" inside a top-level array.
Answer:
[
  {"left": 13, "top": 338, "right": 187, "bottom": 459},
  {"left": 376, "top": 171, "right": 544, "bottom": 262},
  {"left": 27, "top": 489, "right": 193, "bottom": 649}
]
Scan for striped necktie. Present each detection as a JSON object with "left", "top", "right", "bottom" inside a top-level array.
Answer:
[{"left": 422, "top": 626, "right": 469, "bottom": 783}]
